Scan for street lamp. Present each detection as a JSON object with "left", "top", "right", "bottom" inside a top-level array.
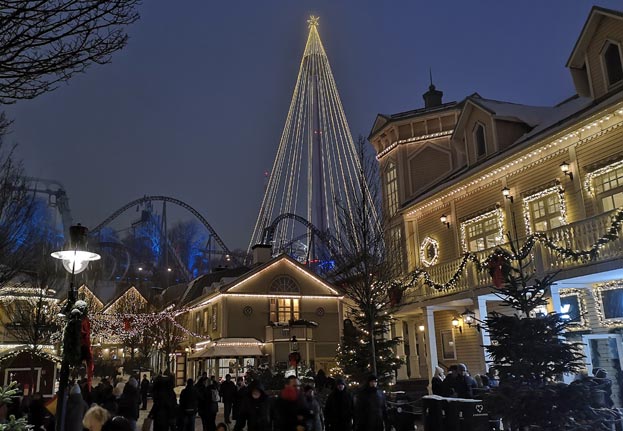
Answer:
[{"left": 52, "top": 224, "right": 100, "bottom": 431}]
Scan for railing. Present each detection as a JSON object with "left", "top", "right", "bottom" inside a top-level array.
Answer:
[
  {"left": 415, "top": 210, "right": 623, "bottom": 301},
  {"left": 264, "top": 324, "right": 314, "bottom": 342}
]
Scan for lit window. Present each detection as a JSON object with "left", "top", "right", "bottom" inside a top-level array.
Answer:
[
  {"left": 604, "top": 42, "right": 623, "bottom": 86},
  {"left": 523, "top": 187, "right": 566, "bottom": 233},
  {"left": 474, "top": 124, "right": 486, "bottom": 159},
  {"left": 461, "top": 209, "right": 504, "bottom": 252},
  {"left": 270, "top": 298, "right": 300, "bottom": 323},
  {"left": 385, "top": 162, "right": 399, "bottom": 217},
  {"left": 593, "top": 165, "right": 623, "bottom": 212}
]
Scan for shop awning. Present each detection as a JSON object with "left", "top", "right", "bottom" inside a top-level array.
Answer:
[{"left": 189, "top": 338, "right": 264, "bottom": 359}]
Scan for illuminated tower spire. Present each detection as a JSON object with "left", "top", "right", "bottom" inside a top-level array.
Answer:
[{"left": 249, "top": 16, "right": 377, "bottom": 261}]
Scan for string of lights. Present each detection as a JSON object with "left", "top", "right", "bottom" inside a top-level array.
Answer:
[{"left": 409, "top": 207, "right": 623, "bottom": 291}]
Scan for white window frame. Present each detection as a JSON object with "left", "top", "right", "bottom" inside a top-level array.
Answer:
[
  {"left": 559, "top": 288, "right": 589, "bottom": 331},
  {"left": 585, "top": 160, "right": 623, "bottom": 213},
  {"left": 460, "top": 207, "right": 505, "bottom": 252},
  {"left": 384, "top": 161, "right": 399, "bottom": 217},
  {"left": 270, "top": 298, "right": 300, "bottom": 323},
  {"left": 600, "top": 39, "right": 623, "bottom": 89},
  {"left": 522, "top": 185, "right": 567, "bottom": 234},
  {"left": 594, "top": 279, "right": 623, "bottom": 327},
  {"left": 473, "top": 122, "right": 487, "bottom": 160}
]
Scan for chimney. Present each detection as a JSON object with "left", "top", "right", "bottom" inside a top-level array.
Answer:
[
  {"left": 423, "top": 84, "right": 443, "bottom": 109},
  {"left": 251, "top": 244, "right": 272, "bottom": 265}
]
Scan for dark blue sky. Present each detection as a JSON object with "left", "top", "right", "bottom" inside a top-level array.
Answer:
[{"left": 5, "top": 1, "right": 621, "bottom": 251}]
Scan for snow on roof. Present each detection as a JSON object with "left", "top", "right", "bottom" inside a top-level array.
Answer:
[{"left": 471, "top": 97, "right": 555, "bottom": 127}]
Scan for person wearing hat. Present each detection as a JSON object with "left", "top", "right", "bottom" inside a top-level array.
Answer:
[
  {"left": 233, "top": 381, "right": 271, "bottom": 431},
  {"left": 324, "top": 378, "right": 354, "bottom": 431},
  {"left": 67, "top": 382, "right": 89, "bottom": 431},
  {"left": 354, "top": 375, "right": 388, "bottom": 431}
]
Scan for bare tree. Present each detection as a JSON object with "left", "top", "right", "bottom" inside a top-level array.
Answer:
[
  {"left": 331, "top": 137, "right": 404, "bottom": 384},
  {"left": 0, "top": 0, "right": 140, "bottom": 103},
  {"left": 153, "top": 314, "right": 186, "bottom": 373}
]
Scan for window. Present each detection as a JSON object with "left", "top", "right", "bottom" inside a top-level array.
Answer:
[
  {"left": 592, "top": 164, "right": 623, "bottom": 211},
  {"left": 604, "top": 42, "right": 623, "bottom": 86},
  {"left": 523, "top": 186, "right": 566, "bottom": 233},
  {"left": 269, "top": 298, "right": 300, "bottom": 323},
  {"left": 559, "top": 288, "right": 588, "bottom": 329},
  {"left": 387, "top": 226, "right": 404, "bottom": 273},
  {"left": 595, "top": 280, "right": 623, "bottom": 326},
  {"left": 474, "top": 123, "right": 486, "bottom": 158},
  {"left": 461, "top": 209, "right": 504, "bottom": 252},
  {"left": 385, "top": 162, "right": 399, "bottom": 217}
]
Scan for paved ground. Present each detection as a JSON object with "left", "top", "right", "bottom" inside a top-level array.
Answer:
[{"left": 136, "top": 400, "right": 423, "bottom": 430}]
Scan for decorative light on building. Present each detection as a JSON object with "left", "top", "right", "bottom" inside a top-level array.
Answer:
[
  {"left": 560, "top": 161, "right": 573, "bottom": 181},
  {"left": 405, "top": 106, "right": 623, "bottom": 217},
  {"left": 501, "top": 187, "right": 513, "bottom": 203},
  {"left": 584, "top": 159, "right": 623, "bottom": 196},
  {"left": 459, "top": 207, "right": 505, "bottom": 252},
  {"left": 559, "top": 288, "right": 589, "bottom": 331},
  {"left": 419, "top": 237, "right": 440, "bottom": 267},
  {"left": 522, "top": 185, "right": 567, "bottom": 235},
  {"left": 594, "top": 279, "right": 623, "bottom": 327}
]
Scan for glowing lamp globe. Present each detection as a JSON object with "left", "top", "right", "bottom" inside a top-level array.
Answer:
[
  {"left": 51, "top": 224, "right": 100, "bottom": 274},
  {"left": 51, "top": 249, "right": 101, "bottom": 274}
]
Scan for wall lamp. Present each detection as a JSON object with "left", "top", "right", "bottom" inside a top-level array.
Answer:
[
  {"left": 460, "top": 308, "right": 484, "bottom": 332},
  {"left": 440, "top": 214, "right": 450, "bottom": 229},
  {"left": 560, "top": 161, "right": 574, "bottom": 181},
  {"left": 501, "top": 187, "right": 513, "bottom": 203},
  {"left": 451, "top": 316, "right": 462, "bottom": 334},
  {"left": 418, "top": 324, "right": 425, "bottom": 332}
]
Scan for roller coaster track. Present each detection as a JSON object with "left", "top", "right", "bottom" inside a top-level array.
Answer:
[
  {"left": 262, "top": 213, "right": 339, "bottom": 258},
  {"left": 90, "top": 196, "right": 233, "bottom": 260}
]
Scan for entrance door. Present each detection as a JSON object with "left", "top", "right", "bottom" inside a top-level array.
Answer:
[{"left": 583, "top": 334, "right": 623, "bottom": 407}]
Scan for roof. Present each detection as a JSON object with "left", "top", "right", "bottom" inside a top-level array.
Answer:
[
  {"left": 368, "top": 101, "right": 459, "bottom": 140},
  {"left": 186, "top": 254, "right": 342, "bottom": 308},
  {"left": 567, "top": 6, "right": 623, "bottom": 68},
  {"left": 188, "top": 338, "right": 264, "bottom": 359},
  {"left": 176, "top": 266, "right": 250, "bottom": 306},
  {"left": 103, "top": 285, "right": 151, "bottom": 312},
  {"left": 401, "top": 90, "right": 622, "bottom": 212}
]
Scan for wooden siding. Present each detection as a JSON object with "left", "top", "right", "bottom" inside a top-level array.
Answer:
[
  {"left": 586, "top": 16, "right": 623, "bottom": 99},
  {"left": 434, "top": 310, "right": 486, "bottom": 375}
]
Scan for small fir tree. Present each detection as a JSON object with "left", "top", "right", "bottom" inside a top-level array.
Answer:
[{"left": 484, "top": 244, "right": 619, "bottom": 430}]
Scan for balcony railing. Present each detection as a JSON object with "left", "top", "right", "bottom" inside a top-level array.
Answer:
[{"left": 414, "top": 210, "right": 623, "bottom": 300}]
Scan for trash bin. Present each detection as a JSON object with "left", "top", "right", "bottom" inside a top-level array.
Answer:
[
  {"left": 422, "top": 395, "right": 443, "bottom": 431},
  {"left": 441, "top": 398, "right": 461, "bottom": 431},
  {"left": 455, "top": 399, "right": 489, "bottom": 431}
]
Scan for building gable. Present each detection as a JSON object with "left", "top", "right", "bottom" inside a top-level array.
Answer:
[
  {"left": 567, "top": 7, "right": 623, "bottom": 99},
  {"left": 223, "top": 256, "right": 340, "bottom": 298},
  {"left": 103, "top": 286, "right": 149, "bottom": 313}
]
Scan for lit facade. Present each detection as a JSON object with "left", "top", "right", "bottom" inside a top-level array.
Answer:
[{"left": 370, "top": 6, "right": 623, "bottom": 400}]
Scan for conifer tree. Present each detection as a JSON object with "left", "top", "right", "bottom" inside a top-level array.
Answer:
[{"left": 484, "top": 242, "right": 618, "bottom": 430}]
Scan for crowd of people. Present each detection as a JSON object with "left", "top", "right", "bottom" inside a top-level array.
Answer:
[
  {"left": 430, "top": 363, "right": 499, "bottom": 398},
  {"left": 2, "top": 370, "right": 395, "bottom": 431}
]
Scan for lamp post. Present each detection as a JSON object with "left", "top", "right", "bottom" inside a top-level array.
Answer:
[{"left": 52, "top": 224, "right": 100, "bottom": 431}]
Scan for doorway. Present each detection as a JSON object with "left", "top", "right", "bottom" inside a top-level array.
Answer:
[{"left": 583, "top": 334, "right": 623, "bottom": 407}]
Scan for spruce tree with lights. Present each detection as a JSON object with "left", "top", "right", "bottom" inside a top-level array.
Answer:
[
  {"left": 331, "top": 138, "right": 405, "bottom": 387},
  {"left": 483, "top": 241, "right": 620, "bottom": 430}
]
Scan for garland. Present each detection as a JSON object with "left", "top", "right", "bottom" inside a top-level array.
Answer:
[{"left": 407, "top": 207, "right": 623, "bottom": 291}]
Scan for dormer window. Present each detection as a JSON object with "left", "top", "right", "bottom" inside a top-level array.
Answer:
[
  {"left": 603, "top": 41, "right": 623, "bottom": 87},
  {"left": 474, "top": 123, "right": 486, "bottom": 159}
]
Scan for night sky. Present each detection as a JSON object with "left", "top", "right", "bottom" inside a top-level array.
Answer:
[{"left": 5, "top": 1, "right": 621, "bottom": 251}]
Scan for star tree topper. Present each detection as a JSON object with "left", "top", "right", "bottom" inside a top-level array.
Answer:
[{"left": 307, "top": 15, "right": 319, "bottom": 28}]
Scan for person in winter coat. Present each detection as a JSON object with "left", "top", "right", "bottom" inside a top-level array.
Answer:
[
  {"left": 233, "top": 381, "right": 271, "bottom": 431},
  {"left": 302, "top": 385, "right": 323, "bottom": 431},
  {"left": 66, "top": 383, "right": 89, "bottom": 431},
  {"left": 431, "top": 366, "right": 447, "bottom": 396},
  {"left": 179, "top": 379, "right": 199, "bottom": 431},
  {"left": 219, "top": 374, "right": 237, "bottom": 424},
  {"left": 232, "top": 377, "right": 247, "bottom": 421},
  {"left": 355, "top": 375, "right": 388, "bottom": 431},
  {"left": 197, "top": 377, "right": 219, "bottom": 431},
  {"left": 117, "top": 378, "right": 140, "bottom": 430},
  {"left": 324, "top": 378, "right": 354, "bottom": 431},
  {"left": 149, "top": 373, "right": 177, "bottom": 431},
  {"left": 140, "top": 375, "right": 150, "bottom": 410},
  {"left": 450, "top": 364, "right": 478, "bottom": 399},
  {"left": 272, "top": 376, "right": 305, "bottom": 431}
]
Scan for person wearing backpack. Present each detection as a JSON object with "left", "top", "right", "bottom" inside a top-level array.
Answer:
[{"left": 197, "top": 376, "right": 219, "bottom": 431}]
